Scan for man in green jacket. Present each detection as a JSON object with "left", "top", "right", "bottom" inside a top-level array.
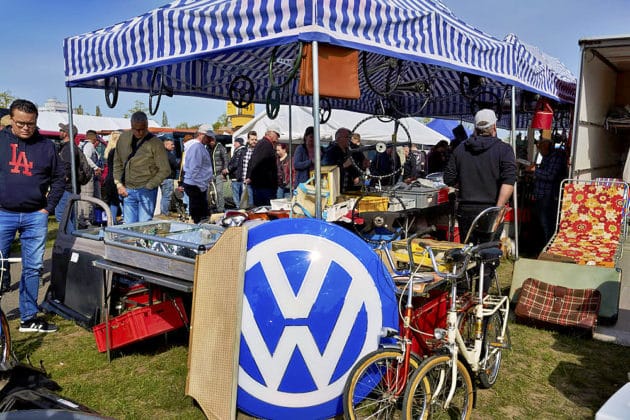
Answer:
[{"left": 113, "top": 111, "right": 171, "bottom": 223}]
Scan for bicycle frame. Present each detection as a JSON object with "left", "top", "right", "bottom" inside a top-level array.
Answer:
[
  {"left": 425, "top": 243, "right": 510, "bottom": 408},
  {"left": 372, "top": 240, "right": 449, "bottom": 391}
]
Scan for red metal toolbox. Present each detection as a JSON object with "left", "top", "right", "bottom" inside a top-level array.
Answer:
[{"left": 93, "top": 297, "right": 188, "bottom": 353}]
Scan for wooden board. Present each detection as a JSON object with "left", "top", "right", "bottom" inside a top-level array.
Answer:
[{"left": 186, "top": 226, "right": 247, "bottom": 420}]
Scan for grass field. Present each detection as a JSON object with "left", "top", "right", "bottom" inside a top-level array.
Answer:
[{"left": 6, "top": 222, "right": 630, "bottom": 419}]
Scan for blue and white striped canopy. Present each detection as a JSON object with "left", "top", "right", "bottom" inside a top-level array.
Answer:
[{"left": 64, "top": 0, "right": 576, "bottom": 129}]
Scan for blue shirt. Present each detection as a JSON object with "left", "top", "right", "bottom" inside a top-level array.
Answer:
[{"left": 183, "top": 139, "right": 213, "bottom": 191}]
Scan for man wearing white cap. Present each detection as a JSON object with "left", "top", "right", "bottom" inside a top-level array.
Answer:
[
  {"left": 245, "top": 124, "right": 280, "bottom": 206},
  {"left": 182, "top": 125, "right": 214, "bottom": 223},
  {"left": 443, "top": 109, "right": 516, "bottom": 242}
]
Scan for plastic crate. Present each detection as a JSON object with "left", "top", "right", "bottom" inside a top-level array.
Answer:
[
  {"left": 356, "top": 196, "right": 389, "bottom": 212},
  {"left": 120, "top": 284, "right": 163, "bottom": 309},
  {"left": 93, "top": 297, "right": 188, "bottom": 353}
]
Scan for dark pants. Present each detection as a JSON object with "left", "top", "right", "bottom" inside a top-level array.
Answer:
[
  {"left": 534, "top": 196, "right": 559, "bottom": 248},
  {"left": 183, "top": 183, "right": 208, "bottom": 224},
  {"left": 457, "top": 203, "right": 500, "bottom": 294},
  {"left": 457, "top": 203, "right": 495, "bottom": 244},
  {"left": 252, "top": 187, "right": 276, "bottom": 207}
]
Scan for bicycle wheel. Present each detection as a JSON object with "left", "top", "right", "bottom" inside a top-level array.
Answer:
[
  {"left": 402, "top": 354, "right": 473, "bottom": 420},
  {"left": 0, "top": 311, "right": 14, "bottom": 367},
  {"left": 343, "top": 348, "right": 421, "bottom": 420},
  {"left": 478, "top": 311, "right": 503, "bottom": 389}
]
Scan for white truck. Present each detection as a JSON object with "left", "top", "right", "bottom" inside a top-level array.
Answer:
[
  {"left": 511, "top": 35, "right": 630, "bottom": 345},
  {"left": 570, "top": 35, "right": 630, "bottom": 180}
]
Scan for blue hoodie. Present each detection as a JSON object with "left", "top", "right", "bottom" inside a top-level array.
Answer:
[{"left": 0, "top": 126, "right": 65, "bottom": 213}]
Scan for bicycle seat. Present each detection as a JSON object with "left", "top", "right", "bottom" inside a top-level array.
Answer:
[{"left": 477, "top": 247, "right": 502, "bottom": 264}]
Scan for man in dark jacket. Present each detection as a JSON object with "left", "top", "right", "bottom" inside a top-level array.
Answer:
[
  {"left": 443, "top": 109, "right": 516, "bottom": 242},
  {"left": 246, "top": 124, "right": 279, "bottom": 206},
  {"left": 207, "top": 135, "right": 229, "bottom": 212},
  {"left": 0, "top": 99, "right": 65, "bottom": 333},
  {"left": 54, "top": 123, "right": 83, "bottom": 233},
  {"left": 228, "top": 137, "right": 246, "bottom": 208},
  {"left": 159, "top": 138, "right": 180, "bottom": 215}
]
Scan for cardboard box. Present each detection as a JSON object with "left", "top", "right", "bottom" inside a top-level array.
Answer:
[{"left": 310, "top": 165, "right": 340, "bottom": 206}]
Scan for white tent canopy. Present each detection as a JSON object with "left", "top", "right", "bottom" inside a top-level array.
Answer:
[
  {"left": 233, "top": 106, "right": 448, "bottom": 146},
  {"left": 36, "top": 111, "right": 161, "bottom": 134}
]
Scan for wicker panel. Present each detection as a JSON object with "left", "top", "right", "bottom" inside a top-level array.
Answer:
[{"left": 186, "top": 227, "right": 247, "bottom": 420}]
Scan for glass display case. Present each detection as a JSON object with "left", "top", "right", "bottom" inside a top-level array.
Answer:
[{"left": 104, "top": 221, "right": 224, "bottom": 281}]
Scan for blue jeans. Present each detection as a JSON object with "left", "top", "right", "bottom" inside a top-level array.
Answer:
[
  {"left": 231, "top": 181, "right": 243, "bottom": 208},
  {"left": 122, "top": 188, "right": 158, "bottom": 224},
  {"left": 54, "top": 191, "right": 75, "bottom": 234},
  {"left": 160, "top": 178, "right": 174, "bottom": 215},
  {"left": 0, "top": 209, "right": 48, "bottom": 321}
]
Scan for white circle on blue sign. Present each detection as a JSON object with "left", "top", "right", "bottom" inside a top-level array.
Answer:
[{"left": 237, "top": 218, "right": 398, "bottom": 419}]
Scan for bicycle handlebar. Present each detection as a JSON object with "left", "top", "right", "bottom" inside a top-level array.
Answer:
[{"left": 423, "top": 240, "right": 501, "bottom": 279}]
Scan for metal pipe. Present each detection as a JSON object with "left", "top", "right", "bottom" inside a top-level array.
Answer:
[
  {"left": 312, "top": 41, "right": 322, "bottom": 219},
  {"left": 511, "top": 86, "right": 519, "bottom": 259},
  {"left": 66, "top": 87, "right": 78, "bottom": 195}
]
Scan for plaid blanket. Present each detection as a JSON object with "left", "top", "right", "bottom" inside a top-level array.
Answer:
[{"left": 515, "top": 278, "right": 601, "bottom": 331}]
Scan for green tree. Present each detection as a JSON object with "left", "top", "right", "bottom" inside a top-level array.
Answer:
[
  {"left": 95, "top": 105, "right": 102, "bottom": 116},
  {"left": 124, "top": 100, "right": 149, "bottom": 118},
  {"left": 75, "top": 105, "right": 84, "bottom": 115},
  {"left": 0, "top": 91, "right": 16, "bottom": 108},
  {"left": 176, "top": 122, "right": 190, "bottom": 129},
  {"left": 162, "top": 111, "right": 169, "bottom": 127},
  {"left": 213, "top": 113, "right": 229, "bottom": 131}
]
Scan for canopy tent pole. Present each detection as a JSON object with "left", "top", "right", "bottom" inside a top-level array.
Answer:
[
  {"left": 511, "top": 86, "right": 520, "bottom": 259},
  {"left": 65, "top": 87, "right": 79, "bottom": 196},
  {"left": 290, "top": 99, "right": 294, "bottom": 217},
  {"left": 312, "top": 41, "right": 322, "bottom": 219}
]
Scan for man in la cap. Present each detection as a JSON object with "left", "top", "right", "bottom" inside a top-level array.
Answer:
[
  {"left": 113, "top": 111, "right": 170, "bottom": 223},
  {"left": 444, "top": 108, "right": 516, "bottom": 241},
  {"left": 245, "top": 124, "right": 280, "bottom": 206},
  {"left": 182, "top": 125, "right": 214, "bottom": 223},
  {"left": 526, "top": 135, "right": 567, "bottom": 251}
]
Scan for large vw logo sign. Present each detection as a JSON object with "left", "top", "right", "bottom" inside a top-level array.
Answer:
[{"left": 238, "top": 218, "right": 397, "bottom": 419}]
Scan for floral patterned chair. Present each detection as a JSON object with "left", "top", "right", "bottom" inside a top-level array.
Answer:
[{"left": 539, "top": 179, "right": 629, "bottom": 268}]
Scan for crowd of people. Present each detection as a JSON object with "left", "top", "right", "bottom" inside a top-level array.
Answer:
[{"left": 0, "top": 96, "right": 564, "bottom": 334}]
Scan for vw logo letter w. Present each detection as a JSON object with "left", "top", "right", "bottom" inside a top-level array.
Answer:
[{"left": 237, "top": 218, "right": 397, "bottom": 419}]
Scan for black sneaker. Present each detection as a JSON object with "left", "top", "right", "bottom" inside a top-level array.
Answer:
[{"left": 19, "top": 318, "right": 58, "bottom": 333}]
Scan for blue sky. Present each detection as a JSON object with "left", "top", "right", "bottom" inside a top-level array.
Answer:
[{"left": 2, "top": 1, "right": 629, "bottom": 128}]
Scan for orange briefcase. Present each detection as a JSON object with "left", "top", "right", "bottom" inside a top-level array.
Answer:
[{"left": 298, "top": 43, "right": 360, "bottom": 99}]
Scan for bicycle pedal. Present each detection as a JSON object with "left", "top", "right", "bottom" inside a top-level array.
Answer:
[{"left": 489, "top": 341, "right": 510, "bottom": 349}]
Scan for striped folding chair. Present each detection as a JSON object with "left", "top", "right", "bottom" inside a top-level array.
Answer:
[{"left": 539, "top": 179, "right": 629, "bottom": 268}]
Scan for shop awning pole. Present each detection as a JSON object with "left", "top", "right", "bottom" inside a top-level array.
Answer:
[
  {"left": 511, "top": 86, "right": 519, "bottom": 259},
  {"left": 312, "top": 40, "right": 322, "bottom": 219},
  {"left": 66, "top": 86, "right": 78, "bottom": 196}
]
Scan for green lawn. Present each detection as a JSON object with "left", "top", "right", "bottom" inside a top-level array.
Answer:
[{"left": 6, "top": 221, "right": 629, "bottom": 419}]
